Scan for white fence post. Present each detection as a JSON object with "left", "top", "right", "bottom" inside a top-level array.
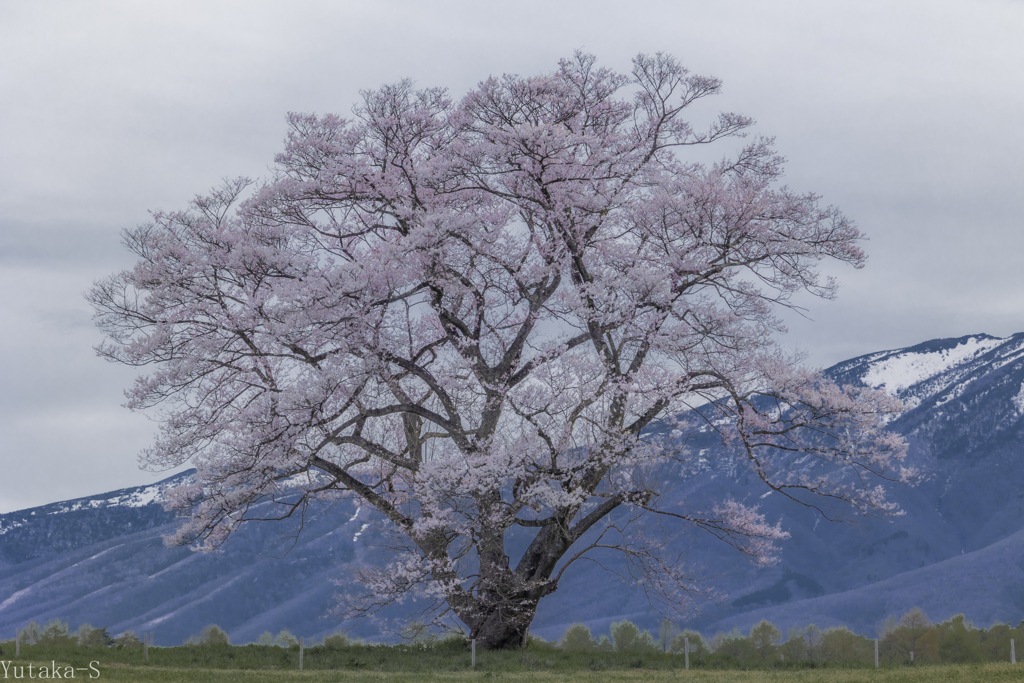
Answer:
[
  {"left": 684, "top": 636, "right": 689, "bottom": 670},
  {"left": 874, "top": 638, "right": 878, "bottom": 668},
  {"left": 299, "top": 637, "right": 304, "bottom": 670},
  {"left": 1012, "top": 638, "right": 1016, "bottom": 664},
  {"left": 15, "top": 629, "right": 19, "bottom": 658},
  {"left": 144, "top": 631, "right": 149, "bottom": 663},
  {"left": 471, "top": 638, "right": 476, "bottom": 668}
]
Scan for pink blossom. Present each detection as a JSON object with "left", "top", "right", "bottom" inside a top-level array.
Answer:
[{"left": 90, "top": 52, "right": 908, "bottom": 649}]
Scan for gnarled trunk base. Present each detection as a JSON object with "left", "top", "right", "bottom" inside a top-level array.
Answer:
[{"left": 470, "top": 602, "right": 538, "bottom": 650}]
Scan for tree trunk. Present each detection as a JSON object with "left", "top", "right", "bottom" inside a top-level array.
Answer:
[{"left": 471, "top": 600, "right": 539, "bottom": 650}]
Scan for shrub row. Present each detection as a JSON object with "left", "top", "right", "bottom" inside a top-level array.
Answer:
[
  {"left": 10, "top": 619, "right": 354, "bottom": 650},
  {"left": 556, "top": 608, "right": 1024, "bottom": 666},
  {"left": 6, "top": 606, "right": 1021, "bottom": 669}
]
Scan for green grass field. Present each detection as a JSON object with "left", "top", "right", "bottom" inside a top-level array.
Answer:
[
  {"left": 3, "top": 638, "right": 1020, "bottom": 681},
  {"left": 2, "top": 660, "right": 1021, "bottom": 682}
]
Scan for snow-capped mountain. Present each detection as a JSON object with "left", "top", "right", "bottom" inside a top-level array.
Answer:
[
  {"left": 834, "top": 334, "right": 1018, "bottom": 410},
  {"left": 831, "top": 333, "right": 1024, "bottom": 551},
  {"left": 0, "top": 472, "right": 362, "bottom": 644},
  {"left": 0, "top": 479, "right": 183, "bottom": 566},
  {"left": 699, "top": 333, "right": 1024, "bottom": 631},
  {"left": 2, "top": 333, "right": 1024, "bottom": 643}
]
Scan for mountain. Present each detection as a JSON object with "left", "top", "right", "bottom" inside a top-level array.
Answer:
[
  {"left": 2, "top": 333, "right": 1024, "bottom": 644},
  {"left": 693, "top": 332, "right": 1024, "bottom": 634},
  {"left": 0, "top": 479, "right": 178, "bottom": 567},
  {"left": 710, "top": 524, "right": 1024, "bottom": 637},
  {"left": 0, "top": 474, "right": 362, "bottom": 645}
]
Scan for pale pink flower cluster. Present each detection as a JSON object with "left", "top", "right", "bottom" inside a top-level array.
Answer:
[{"left": 91, "top": 53, "right": 908, "bottom": 642}]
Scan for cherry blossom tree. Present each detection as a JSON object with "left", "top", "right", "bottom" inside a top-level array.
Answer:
[{"left": 90, "top": 53, "right": 912, "bottom": 649}]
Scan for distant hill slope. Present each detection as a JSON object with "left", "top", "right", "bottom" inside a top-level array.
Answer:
[
  {"left": 2, "top": 333, "right": 1023, "bottom": 643},
  {"left": 0, "top": 479, "right": 362, "bottom": 645},
  {"left": 708, "top": 525, "right": 1024, "bottom": 636}
]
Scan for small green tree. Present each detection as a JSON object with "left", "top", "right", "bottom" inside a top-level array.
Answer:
[
  {"left": 820, "top": 626, "right": 870, "bottom": 663},
  {"left": 38, "top": 619, "right": 72, "bottom": 646},
  {"left": 610, "top": 620, "right": 640, "bottom": 652},
  {"left": 878, "top": 609, "right": 938, "bottom": 663},
  {"left": 115, "top": 631, "right": 143, "bottom": 648},
  {"left": 18, "top": 622, "right": 42, "bottom": 646},
  {"left": 749, "top": 620, "right": 781, "bottom": 660},
  {"left": 670, "top": 630, "right": 708, "bottom": 663},
  {"left": 76, "top": 624, "right": 114, "bottom": 648},
  {"left": 897, "top": 607, "right": 934, "bottom": 662},
  {"left": 780, "top": 624, "right": 824, "bottom": 661},
  {"left": 712, "top": 629, "right": 756, "bottom": 663},
  {"left": 669, "top": 630, "right": 701, "bottom": 654},
  {"left": 321, "top": 632, "right": 350, "bottom": 650},
  {"left": 198, "top": 624, "right": 230, "bottom": 646},
  {"left": 274, "top": 629, "right": 298, "bottom": 648},
  {"left": 256, "top": 631, "right": 274, "bottom": 646},
  {"left": 559, "top": 623, "right": 596, "bottom": 652},
  {"left": 877, "top": 615, "right": 900, "bottom": 663},
  {"left": 610, "top": 620, "right": 656, "bottom": 653},
  {"left": 781, "top": 626, "right": 807, "bottom": 661},
  {"left": 978, "top": 623, "right": 1020, "bottom": 663},
  {"left": 937, "top": 614, "right": 982, "bottom": 663}
]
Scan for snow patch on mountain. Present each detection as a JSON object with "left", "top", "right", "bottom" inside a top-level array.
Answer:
[
  {"left": 0, "top": 586, "right": 32, "bottom": 612},
  {"left": 1014, "top": 384, "right": 1024, "bottom": 416},
  {"left": 984, "top": 339, "right": 1024, "bottom": 371},
  {"left": 51, "top": 485, "right": 166, "bottom": 514},
  {"left": 0, "top": 519, "right": 25, "bottom": 536},
  {"left": 140, "top": 575, "right": 246, "bottom": 630},
  {"left": 148, "top": 554, "right": 201, "bottom": 580},
  {"left": 862, "top": 336, "right": 1004, "bottom": 396}
]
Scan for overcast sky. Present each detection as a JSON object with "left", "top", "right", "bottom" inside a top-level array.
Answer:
[{"left": 1, "top": 0, "right": 1022, "bottom": 513}]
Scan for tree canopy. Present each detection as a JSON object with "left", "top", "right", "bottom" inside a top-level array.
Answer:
[{"left": 90, "top": 52, "right": 911, "bottom": 649}]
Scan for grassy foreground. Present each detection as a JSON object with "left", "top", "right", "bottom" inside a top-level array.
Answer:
[
  {"left": 3, "top": 661, "right": 1021, "bottom": 682},
  {"left": 3, "top": 640, "right": 1019, "bottom": 681}
]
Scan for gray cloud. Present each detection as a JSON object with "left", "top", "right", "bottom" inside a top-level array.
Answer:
[{"left": 1, "top": 0, "right": 1022, "bottom": 511}]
